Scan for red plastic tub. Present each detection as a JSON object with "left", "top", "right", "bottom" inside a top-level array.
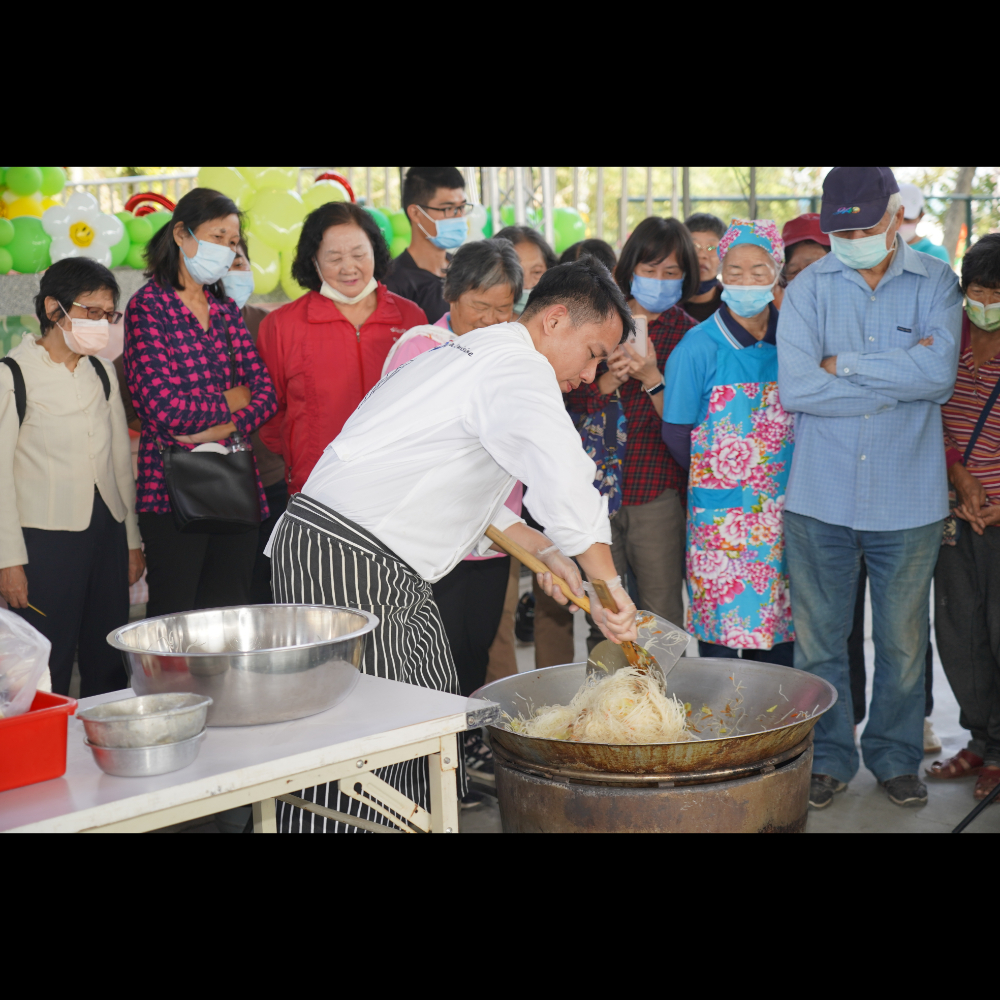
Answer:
[{"left": 0, "top": 691, "right": 78, "bottom": 793}]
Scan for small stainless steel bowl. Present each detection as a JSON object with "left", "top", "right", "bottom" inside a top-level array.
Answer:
[
  {"left": 77, "top": 693, "right": 212, "bottom": 748},
  {"left": 85, "top": 729, "right": 207, "bottom": 777}
]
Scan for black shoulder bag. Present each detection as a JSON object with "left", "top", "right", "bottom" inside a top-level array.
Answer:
[{"left": 159, "top": 328, "right": 261, "bottom": 535}]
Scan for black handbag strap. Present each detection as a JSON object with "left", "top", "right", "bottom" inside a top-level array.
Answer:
[
  {"left": 1, "top": 357, "right": 26, "bottom": 426},
  {"left": 88, "top": 355, "right": 111, "bottom": 401},
  {"left": 963, "top": 374, "right": 1000, "bottom": 464}
]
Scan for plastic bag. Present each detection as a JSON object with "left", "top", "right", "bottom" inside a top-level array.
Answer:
[
  {"left": 0, "top": 608, "right": 52, "bottom": 719},
  {"left": 636, "top": 612, "right": 691, "bottom": 678}
]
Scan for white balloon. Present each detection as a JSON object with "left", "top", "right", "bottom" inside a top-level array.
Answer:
[
  {"left": 42, "top": 204, "right": 73, "bottom": 237},
  {"left": 65, "top": 191, "right": 101, "bottom": 221},
  {"left": 49, "top": 236, "right": 85, "bottom": 263},
  {"left": 95, "top": 213, "right": 124, "bottom": 244}
]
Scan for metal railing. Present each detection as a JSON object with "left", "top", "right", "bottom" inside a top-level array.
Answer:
[
  {"left": 65, "top": 172, "right": 198, "bottom": 215},
  {"left": 62, "top": 168, "right": 997, "bottom": 259}
]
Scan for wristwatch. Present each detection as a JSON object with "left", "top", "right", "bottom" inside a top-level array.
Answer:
[{"left": 644, "top": 378, "right": 666, "bottom": 397}]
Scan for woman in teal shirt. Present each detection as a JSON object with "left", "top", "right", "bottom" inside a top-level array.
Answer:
[{"left": 662, "top": 220, "right": 795, "bottom": 664}]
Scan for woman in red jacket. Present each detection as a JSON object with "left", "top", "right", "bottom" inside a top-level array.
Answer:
[{"left": 256, "top": 202, "right": 427, "bottom": 493}]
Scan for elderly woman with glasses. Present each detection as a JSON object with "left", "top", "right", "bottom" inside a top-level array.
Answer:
[
  {"left": 0, "top": 257, "right": 145, "bottom": 697},
  {"left": 663, "top": 220, "right": 796, "bottom": 665}
]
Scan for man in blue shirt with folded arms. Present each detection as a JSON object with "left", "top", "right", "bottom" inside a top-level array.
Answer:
[{"left": 778, "top": 166, "right": 962, "bottom": 810}]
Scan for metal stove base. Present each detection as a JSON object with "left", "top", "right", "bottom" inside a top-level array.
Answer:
[{"left": 493, "top": 735, "right": 812, "bottom": 833}]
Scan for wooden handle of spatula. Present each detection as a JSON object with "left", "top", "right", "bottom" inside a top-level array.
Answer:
[{"left": 484, "top": 525, "right": 591, "bottom": 614}]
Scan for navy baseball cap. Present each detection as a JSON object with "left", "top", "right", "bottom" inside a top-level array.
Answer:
[{"left": 820, "top": 167, "right": 899, "bottom": 233}]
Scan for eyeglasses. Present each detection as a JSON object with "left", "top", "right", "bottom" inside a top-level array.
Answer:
[
  {"left": 73, "top": 301, "right": 123, "bottom": 324},
  {"left": 417, "top": 202, "right": 473, "bottom": 218},
  {"left": 692, "top": 242, "right": 718, "bottom": 253}
]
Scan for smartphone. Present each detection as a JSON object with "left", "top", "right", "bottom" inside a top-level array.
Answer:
[{"left": 629, "top": 315, "right": 648, "bottom": 356}]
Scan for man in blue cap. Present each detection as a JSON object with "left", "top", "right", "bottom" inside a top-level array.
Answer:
[{"left": 777, "top": 167, "right": 962, "bottom": 810}]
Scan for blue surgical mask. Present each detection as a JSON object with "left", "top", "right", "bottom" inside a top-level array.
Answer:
[
  {"left": 182, "top": 227, "right": 236, "bottom": 285},
  {"left": 513, "top": 287, "right": 532, "bottom": 316},
  {"left": 416, "top": 206, "right": 468, "bottom": 249},
  {"left": 721, "top": 281, "right": 776, "bottom": 318},
  {"left": 829, "top": 228, "right": 897, "bottom": 271},
  {"left": 630, "top": 274, "right": 684, "bottom": 313},
  {"left": 223, "top": 270, "right": 255, "bottom": 309}
]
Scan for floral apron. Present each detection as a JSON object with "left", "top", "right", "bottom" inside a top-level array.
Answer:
[{"left": 686, "top": 313, "right": 795, "bottom": 649}]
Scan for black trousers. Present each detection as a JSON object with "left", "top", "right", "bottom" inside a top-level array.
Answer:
[
  {"left": 848, "top": 557, "right": 934, "bottom": 724},
  {"left": 12, "top": 490, "right": 128, "bottom": 697},
  {"left": 139, "top": 512, "right": 258, "bottom": 618},
  {"left": 934, "top": 524, "right": 1000, "bottom": 764},
  {"left": 250, "top": 480, "right": 289, "bottom": 604},
  {"left": 432, "top": 556, "right": 511, "bottom": 697}
]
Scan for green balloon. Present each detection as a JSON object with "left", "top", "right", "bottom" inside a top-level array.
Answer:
[
  {"left": 126, "top": 216, "right": 153, "bottom": 244},
  {"left": 0, "top": 218, "right": 14, "bottom": 247},
  {"left": 126, "top": 243, "right": 147, "bottom": 269},
  {"left": 390, "top": 235, "right": 409, "bottom": 259},
  {"left": 553, "top": 207, "right": 586, "bottom": 255},
  {"left": 110, "top": 230, "right": 130, "bottom": 268},
  {"left": 390, "top": 210, "right": 411, "bottom": 239},
  {"left": 115, "top": 210, "right": 134, "bottom": 226},
  {"left": 363, "top": 206, "right": 393, "bottom": 249},
  {"left": 6, "top": 167, "right": 42, "bottom": 197},
  {"left": 8, "top": 217, "right": 51, "bottom": 272},
  {"left": 39, "top": 167, "right": 66, "bottom": 197},
  {"left": 482, "top": 207, "right": 493, "bottom": 239},
  {"left": 146, "top": 211, "right": 172, "bottom": 234},
  {"left": 0, "top": 247, "right": 12, "bottom": 273}
]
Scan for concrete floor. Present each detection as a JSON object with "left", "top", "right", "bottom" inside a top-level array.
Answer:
[{"left": 461, "top": 574, "right": 1000, "bottom": 834}]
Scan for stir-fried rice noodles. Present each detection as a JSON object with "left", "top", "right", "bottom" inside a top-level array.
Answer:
[{"left": 506, "top": 666, "right": 691, "bottom": 745}]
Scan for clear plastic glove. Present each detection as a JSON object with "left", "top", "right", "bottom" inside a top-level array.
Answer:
[
  {"left": 534, "top": 543, "right": 584, "bottom": 613},
  {"left": 583, "top": 576, "right": 639, "bottom": 644}
]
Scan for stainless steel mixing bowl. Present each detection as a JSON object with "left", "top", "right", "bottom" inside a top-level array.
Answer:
[
  {"left": 107, "top": 605, "right": 378, "bottom": 726},
  {"left": 78, "top": 693, "right": 211, "bottom": 748},
  {"left": 85, "top": 730, "right": 207, "bottom": 777}
]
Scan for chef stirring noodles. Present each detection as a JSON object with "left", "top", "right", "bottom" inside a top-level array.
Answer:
[{"left": 506, "top": 666, "right": 691, "bottom": 744}]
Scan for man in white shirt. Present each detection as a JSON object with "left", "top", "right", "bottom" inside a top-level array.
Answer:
[{"left": 264, "top": 257, "right": 640, "bottom": 833}]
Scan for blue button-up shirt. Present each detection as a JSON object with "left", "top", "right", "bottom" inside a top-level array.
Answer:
[{"left": 777, "top": 237, "right": 962, "bottom": 531}]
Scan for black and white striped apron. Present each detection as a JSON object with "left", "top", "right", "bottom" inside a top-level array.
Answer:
[{"left": 270, "top": 493, "right": 465, "bottom": 833}]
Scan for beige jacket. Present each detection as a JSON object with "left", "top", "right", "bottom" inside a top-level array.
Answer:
[{"left": 0, "top": 336, "right": 141, "bottom": 569}]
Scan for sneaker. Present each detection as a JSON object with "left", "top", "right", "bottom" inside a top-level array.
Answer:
[
  {"left": 809, "top": 773, "right": 847, "bottom": 809},
  {"left": 464, "top": 729, "right": 494, "bottom": 777},
  {"left": 460, "top": 790, "right": 487, "bottom": 810},
  {"left": 881, "top": 774, "right": 928, "bottom": 806},
  {"left": 515, "top": 591, "right": 535, "bottom": 643},
  {"left": 923, "top": 718, "right": 942, "bottom": 755}
]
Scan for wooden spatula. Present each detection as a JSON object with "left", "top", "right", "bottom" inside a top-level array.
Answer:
[
  {"left": 484, "top": 526, "right": 591, "bottom": 612},
  {"left": 484, "top": 527, "right": 657, "bottom": 673},
  {"left": 588, "top": 580, "right": 657, "bottom": 675}
]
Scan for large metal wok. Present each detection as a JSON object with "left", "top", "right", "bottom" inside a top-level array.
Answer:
[{"left": 476, "top": 658, "right": 837, "bottom": 775}]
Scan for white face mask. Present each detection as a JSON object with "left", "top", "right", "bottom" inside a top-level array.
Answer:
[
  {"left": 314, "top": 260, "right": 377, "bottom": 305},
  {"left": 58, "top": 303, "right": 109, "bottom": 355},
  {"left": 898, "top": 222, "right": 919, "bottom": 242}
]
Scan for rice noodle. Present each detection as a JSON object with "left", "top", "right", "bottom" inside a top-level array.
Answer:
[{"left": 507, "top": 667, "right": 691, "bottom": 745}]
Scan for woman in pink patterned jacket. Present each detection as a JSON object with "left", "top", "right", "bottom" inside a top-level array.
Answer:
[{"left": 124, "top": 188, "right": 276, "bottom": 617}]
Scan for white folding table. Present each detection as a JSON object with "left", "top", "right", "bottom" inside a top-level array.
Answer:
[{"left": 0, "top": 674, "right": 496, "bottom": 833}]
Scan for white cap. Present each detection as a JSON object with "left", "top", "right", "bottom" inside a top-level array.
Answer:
[{"left": 898, "top": 182, "right": 924, "bottom": 220}]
